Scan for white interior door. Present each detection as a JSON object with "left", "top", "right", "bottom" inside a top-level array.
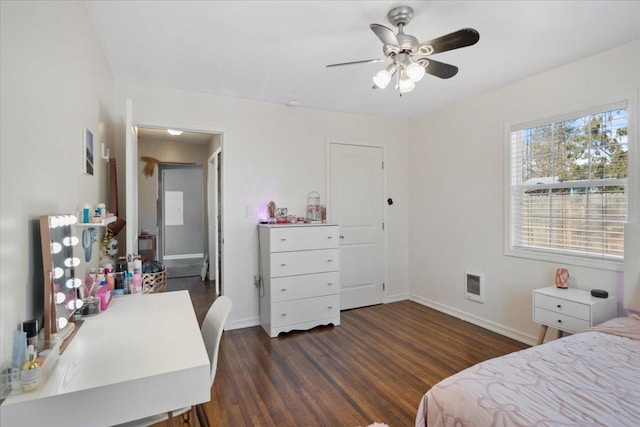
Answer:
[
  {"left": 329, "top": 143, "right": 384, "bottom": 310},
  {"left": 125, "top": 99, "right": 138, "bottom": 256}
]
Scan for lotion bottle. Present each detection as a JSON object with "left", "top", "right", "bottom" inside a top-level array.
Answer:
[
  {"left": 21, "top": 345, "right": 40, "bottom": 392},
  {"left": 82, "top": 203, "right": 91, "bottom": 223}
]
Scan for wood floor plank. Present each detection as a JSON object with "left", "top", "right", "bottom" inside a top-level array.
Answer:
[
  {"left": 199, "top": 301, "right": 528, "bottom": 427},
  {"left": 154, "top": 282, "right": 528, "bottom": 427}
]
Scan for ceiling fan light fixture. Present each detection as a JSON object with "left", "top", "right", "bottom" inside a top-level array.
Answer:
[
  {"left": 398, "top": 69, "right": 415, "bottom": 93},
  {"left": 372, "top": 64, "right": 396, "bottom": 89},
  {"left": 406, "top": 61, "right": 425, "bottom": 82}
]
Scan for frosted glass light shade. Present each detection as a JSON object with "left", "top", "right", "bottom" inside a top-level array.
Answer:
[
  {"left": 406, "top": 62, "right": 425, "bottom": 82},
  {"left": 398, "top": 78, "right": 415, "bottom": 93},
  {"left": 373, "top": 69, "right": 392, "bottom": 89}
]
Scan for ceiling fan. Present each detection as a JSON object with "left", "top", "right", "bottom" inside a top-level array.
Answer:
[{"left": 326, "top": 5, "right": 479, "bottom": 94}]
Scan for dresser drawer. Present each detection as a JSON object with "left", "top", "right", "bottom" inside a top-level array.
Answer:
[
  {"left": 270, "top": 249, "right": 339, "bottom": 277},
  {"left": 534, "top": 307, "right": 590, "bottom": 334},
  {"left": 534, "top": 293, "right": 590, "bottom": 320},
  {"left": 269, "top": 226, "right": 339, "bottom": 252},
  {"left": 271, "top": 295, "right": 340, "bottom": 328},
  {"left": 271, "top": 272, "right": 339, "bottom": 302}
]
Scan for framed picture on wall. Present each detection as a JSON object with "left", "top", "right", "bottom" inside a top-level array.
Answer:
[{"left": 83, "top": 128, "right": 94, "bottom": 176}]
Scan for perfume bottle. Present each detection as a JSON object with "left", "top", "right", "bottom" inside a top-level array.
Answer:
[{"left": 21, "top": 345, "right": 40, "bottom": 392}]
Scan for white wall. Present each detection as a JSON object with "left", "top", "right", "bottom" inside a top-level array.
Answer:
[
  {"left": 0, "top": 2, "right": 114, "bottom": 362},
  {"left": 408, "top": 40, "right": 640, "bottom": 344},
  {"left": 112, "top": 83, "right": 410, "bottom": 330}
]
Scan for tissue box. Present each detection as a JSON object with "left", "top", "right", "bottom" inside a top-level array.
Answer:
[{"left": 96, "top": 286, "right": 112, "bottom": 311}]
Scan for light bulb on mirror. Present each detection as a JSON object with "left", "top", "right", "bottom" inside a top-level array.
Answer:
[
  {"left": 55, "top": 292, "right": 66, "bottom": 304},
  {"left": 64, "top": 257, "right": 81, "bottom": 268},
  {"left": 54, "top": 267, "right": 64, "bottom": 279},
  {"left": 63, "top": 236, "right": 79, "bottom": 247},
  {"left": 57, "top": 317, "right": 68, "bottom": 330},
  {"left": 67, "top": 298, "right": 83, "bottom": 311},
  {"left": 49, "top": 216, "right": 60, "bottom": 229},
  {"left": 66, "top": 278, "right": 82, "bottom": 289},
  {"left": 51, "top": 242, "right": 62, "bottom": 254}
]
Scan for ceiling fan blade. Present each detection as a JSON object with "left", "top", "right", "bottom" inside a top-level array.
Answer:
[
  {"left": 326, "top": 58, "right": 386, "bottom": 68},
  {"left": 418, "top": 58, "right": 459, "bottom": 79},
  {"left": 370, "top": 23, "right": 399, "bottom": 49},
  {"left": 418, "top": 28, "right": 479, "bottom": 56}
]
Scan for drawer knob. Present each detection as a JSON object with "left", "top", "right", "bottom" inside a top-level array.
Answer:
[
  {"left": 557, "top": 304, "right": 561, "bottom": 308},
  {"left": 280, "top": 263, "right": 287, "bottom": 267},
  {"left": 557, "top": 319, "right": 562, "bottom": 323},
  {"left": 280, "top": 238, "right": 287, "bottom": 241},
  {"left": 281, "top": 313, "right": 287, "bottom": 317},
  {"left": 327, "top": 236, "right": 333, "bottom": 239},
  {"left": 327, "top": 259, "right": 333, "bottom": 262},
  {"left": 328, "top": 306, "right": 334, "bottom": 310},
  {"left": 339, "top": 235, "right": 344, "bottom": 239},
  {"left": 280, "top": 288, "right": 287, "bottom": 292},
  {"left": 327, "top": 282, "right": 333, "bottom": 286}
]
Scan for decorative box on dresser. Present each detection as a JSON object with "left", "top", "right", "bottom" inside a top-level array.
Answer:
[
  {"left": 533, "top": 286, "right": 617, "bottom": 345},
  {"left": 258, "top": 223, "right": 340, "bottom": 337}
]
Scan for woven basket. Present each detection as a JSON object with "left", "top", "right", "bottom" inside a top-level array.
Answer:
[{"left": 142, "top": 268, "right": 167, "bottom": 294}]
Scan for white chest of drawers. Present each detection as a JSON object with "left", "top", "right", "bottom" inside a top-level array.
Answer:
[
  {"left": 259, "top": 224, "right": 340, "bottom": 337},
  {"left": 532, "top": 286, "right": 617, "bottom": 344}
]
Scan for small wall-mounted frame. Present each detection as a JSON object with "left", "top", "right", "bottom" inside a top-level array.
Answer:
[
  {"left": 465, "top": 270, "right": 485, "bottom": 303},
  {"left": 83, "top": 128, "right": 94, "bottom": 176}
]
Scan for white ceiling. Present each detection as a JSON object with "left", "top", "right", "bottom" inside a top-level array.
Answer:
[
  {"left": 85, "top": 1, "right": 640, "bottom": 120},
  {"left": 137, "top": 127, "right": 213, "bottom": 145}
]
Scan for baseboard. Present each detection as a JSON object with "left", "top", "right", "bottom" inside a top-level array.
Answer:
[
  {"left": 409, "top": 294, "right": 537, "bottom": 346},
  {"left": 227, "top": 296, "right": 538, "bottom": 345},
  {"left": 387, "top": 292, "right": 410, "bottom": 303},
  {"left": 226, "top": 316, "right": 260, "bottom": 331}
]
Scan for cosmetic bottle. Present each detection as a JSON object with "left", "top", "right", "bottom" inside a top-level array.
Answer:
[
  {"left": 21, "top": 345, "right": 40, "bottom": 392},
  {"left": 133, "top": 273, "right": 142, "bottom": 293},
  {"left": 82, "top": 203, "right": 91, "bottom": 223}
]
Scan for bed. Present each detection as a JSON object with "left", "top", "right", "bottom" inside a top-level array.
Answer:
[{"left": 415, "top": 315, "right": 640, "bottom": 426}]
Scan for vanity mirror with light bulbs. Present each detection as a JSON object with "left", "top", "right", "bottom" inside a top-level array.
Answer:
[{"left": 39, "top": 214, "right": 85, "bottom": 351}]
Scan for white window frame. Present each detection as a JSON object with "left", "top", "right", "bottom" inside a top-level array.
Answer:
[{"left": 504, "top": 91, "right": 639, "bottom": 271}]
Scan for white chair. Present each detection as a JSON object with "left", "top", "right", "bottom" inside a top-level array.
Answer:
[{"left": 117, "top": 296, "right": 233, "bottom": 427}]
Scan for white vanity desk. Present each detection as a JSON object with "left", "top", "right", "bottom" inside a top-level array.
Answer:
[{"left": 0, "top": 291, "right": 210, "bottom": 427}]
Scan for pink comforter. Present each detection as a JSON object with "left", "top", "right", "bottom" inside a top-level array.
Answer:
[{"left": 416, "top": 316, "right": 640, "bottom": 426}]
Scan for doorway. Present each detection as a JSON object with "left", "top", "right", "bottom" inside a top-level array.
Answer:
[
  {"left": 158, "top": 164, "right": 204, "bottom": 277},
  {"left": 131, "top": 124, "right": 224, "bottom": 291}
]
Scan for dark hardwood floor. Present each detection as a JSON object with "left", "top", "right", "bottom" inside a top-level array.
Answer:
[
  {"left": 166, "top": 275, "right": 217, "bottom": 326},
  {"left": 159, "top": 279, "right": 529, "bottom": 427}
]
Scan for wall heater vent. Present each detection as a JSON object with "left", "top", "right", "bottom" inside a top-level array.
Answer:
[{"left": 465, "top": 271, "right": 485, "bottom": 303}]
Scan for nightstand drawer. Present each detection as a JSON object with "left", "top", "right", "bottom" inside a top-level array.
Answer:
[
  {"left": 534, "top": 293, "right": 590, "bottom": 320},
  {"left": 534, "top": 307, "right": 590, "bottom": 334}
]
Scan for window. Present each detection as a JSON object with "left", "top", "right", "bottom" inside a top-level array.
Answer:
[{"left": 507, "top": 99, "right": 634, "bottom": 269}]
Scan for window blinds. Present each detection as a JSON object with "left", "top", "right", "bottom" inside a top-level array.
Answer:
[{"left": 510, "top": 103, "right": 628, "bottom": 260}]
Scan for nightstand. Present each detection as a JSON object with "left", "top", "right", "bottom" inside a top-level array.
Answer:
[{"left": 532, "top": 286, "right": 617, "bottom": 345}]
